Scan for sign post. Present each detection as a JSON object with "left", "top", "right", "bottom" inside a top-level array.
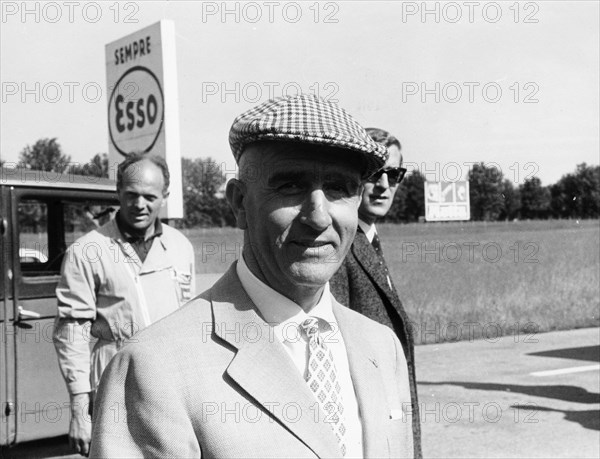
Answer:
[
  {"left": 425, "top": 181, "right": 470, "bottom": 221},
  {"left": 105, "top": 20, "right": 183, "bottom": 219}
]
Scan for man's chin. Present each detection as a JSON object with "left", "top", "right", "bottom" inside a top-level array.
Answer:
[
  {"left": 125, "top": 220, "right": 152, "bottom": 233},
  {"left": 287, "top": 263, "right": 340, "bottom": 287},
  {"left": 360, "top": 208, "right": 386, "bottom": 221}
]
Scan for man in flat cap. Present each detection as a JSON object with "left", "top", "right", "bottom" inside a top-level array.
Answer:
[{"left": 91, "top": 95, "right": 414, "bottom": 458}]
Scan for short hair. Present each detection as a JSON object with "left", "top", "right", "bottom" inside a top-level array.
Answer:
[
  {"left": 365, "top": 127, "right": 401, "bottom": 150},
  {"left": 117, "top": 152, "right": 170, "bottom": 194}
]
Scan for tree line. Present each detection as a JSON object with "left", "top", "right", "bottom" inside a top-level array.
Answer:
[
  {"left": 4, "top": 138, "right": 599, "bottom": 226},
  {"left": 383, "top": 162, "right": 599, "bottom": 222}
]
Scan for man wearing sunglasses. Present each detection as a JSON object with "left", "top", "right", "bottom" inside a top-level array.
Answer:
[{"left": 330, "top": 127, "right": 421, "bottom": 458}]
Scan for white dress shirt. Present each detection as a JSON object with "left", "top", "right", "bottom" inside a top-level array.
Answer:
[
  {"left": 358, "top": 219, "right": 393, "bottom": 290},
  {"left": 236, "top": 256, "right": 364, "bottom": 458},
  {"left": 358, "top": 218, "right": 376, "bottom": 243}
]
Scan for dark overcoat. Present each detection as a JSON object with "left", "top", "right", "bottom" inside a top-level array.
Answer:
[{"left": 330, "top": 230, "right": 422, "bottom": 458}]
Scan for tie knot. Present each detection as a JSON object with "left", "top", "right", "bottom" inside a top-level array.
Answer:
[{"left": 300, "top": 317, "right": 320, "bottom": 339}]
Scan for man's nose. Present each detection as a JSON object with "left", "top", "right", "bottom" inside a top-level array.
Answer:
[
  {"left": 299, "top": 189, "right": 332, "bottom": 231},
  {"left": 132, "top": 196, "right": 145, "bottom": 208},
  {"left": 375, "top": 171, "right": 390, "bottom": 189}
]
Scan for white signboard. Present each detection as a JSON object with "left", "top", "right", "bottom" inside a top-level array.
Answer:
[
  {"left": 425, "top": 181, "right": 470, "bottom": 221},
  {"left": 105, "top": 20, "right": 182, "bottom": 218}
]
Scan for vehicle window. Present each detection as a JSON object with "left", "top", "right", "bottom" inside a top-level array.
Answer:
[
  {"left": 64, "top": 202, "right": 117, "bottom": 247},
  {"left": 18, "top": 199, "right": 117, "bottom": 278},
  {"left": 18, "top": 200, "right": 50, "bottom": 271}
]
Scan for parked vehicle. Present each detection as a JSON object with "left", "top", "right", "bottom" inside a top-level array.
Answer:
[{"left": 0, "top": 168, "right": 118, "bottom": 446}]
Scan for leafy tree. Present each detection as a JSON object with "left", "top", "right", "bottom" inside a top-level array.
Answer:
[
  {"left": 69, "top": 153, "right": 110, "bottom": 178},
  {"left": 18, "top": 138, "right": 71, "bottom": 172},
  {"left": 498, "top": 179, "right": 521, "bottom": 220},
  {"left": 401, "top": 170, "right": 426, "bottom": 222},
  {"left": 181, "top": 157, "right": 234, "bottom": 227},
  {"left": 550, "top": 163, "right": 600, "bottom": 219},
  {"left": 468, "top": 162, "right": 505, "bottom": 221},
  {"left": 550, "top": 180, "right": 569, "bottom": 218},
  {"left": 382, "top": 170, "right": 426, "bottom": 223},
  {"left": 519, "top": 177, "right": 551, "bottom": 219},
  {"left": 571, "top": 162, "right": 599, "bottom": 218}
]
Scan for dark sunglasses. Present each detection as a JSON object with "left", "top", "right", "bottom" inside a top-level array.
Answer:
[{"left": 367, "top": 167, "right": 407, "bottom": 185}]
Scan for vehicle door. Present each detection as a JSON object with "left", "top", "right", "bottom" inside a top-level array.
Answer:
[{"left": 1, "top": 185, "right": 116, "bottom": 445}]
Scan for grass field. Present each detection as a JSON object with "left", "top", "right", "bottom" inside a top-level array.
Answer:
[{"left": 182, "top": 220, "right": 600, "bottom": 344}]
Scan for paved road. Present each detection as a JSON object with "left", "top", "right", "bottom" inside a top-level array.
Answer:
[
  {"left": 417, "top": 327, "right": 599, "bottom": 458},
  {"left": 4, "top": 327, "right": 598, "bottom": 458}
]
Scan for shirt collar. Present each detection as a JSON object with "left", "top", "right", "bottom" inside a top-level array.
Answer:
[
  {"left": 358, "top": 218, "right": 376, "bottom": 243},
  {"left": 236, "top": 255, "right": 337, "bottom": 343}
]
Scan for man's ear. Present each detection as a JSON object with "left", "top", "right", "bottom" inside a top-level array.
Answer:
[
  {"left": 161, "top": 190, "right": 170, "bottom": 207},
  {"left": 226, "top": 179, "right": 248, "bottom": 230}
]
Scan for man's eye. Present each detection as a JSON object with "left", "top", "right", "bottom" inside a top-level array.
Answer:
[
  {"left": 325, "top": 182, "right": 356, "bottom": 198},
  {"left": 327, "top": 184, "right": 346, "bottom": 193},
  {"left": 278, "top": 183, "right": 303, "bottom": 194}
]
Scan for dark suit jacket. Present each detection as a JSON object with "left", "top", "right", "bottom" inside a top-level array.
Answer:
[
  {"left": 330, "top": 229, "right": 422, "bottom": 458},
  {"left": 90, "top": 263, "right": 414, "bottom": 458}
]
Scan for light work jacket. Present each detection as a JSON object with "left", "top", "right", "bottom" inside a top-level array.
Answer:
[{"left": 53, "top": 218, "right": 195, "bottom": 395}]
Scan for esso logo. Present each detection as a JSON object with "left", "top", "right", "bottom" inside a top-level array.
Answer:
[{"left": 108, "top": 66, "right": 164, "bottom": 156}]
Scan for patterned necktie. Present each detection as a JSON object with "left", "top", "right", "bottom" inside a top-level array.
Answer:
[
  {"left": 300, "top": 317, "right": 347, "bottom": 456},
  {"left": 371, "top": 232, "right": 383, "bottom": 256}
]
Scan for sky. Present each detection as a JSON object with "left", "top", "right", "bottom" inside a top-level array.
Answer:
[{"left": 1, "top": 0, "right": 599, "bottom": 186}]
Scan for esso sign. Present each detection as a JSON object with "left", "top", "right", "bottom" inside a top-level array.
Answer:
[{"left": 108, "top": 66, "right": 164, "bottom": 156}]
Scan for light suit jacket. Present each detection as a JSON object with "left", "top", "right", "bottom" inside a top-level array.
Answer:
[{"left": 90, "top": 263, "right": 414, "bottom": 458}]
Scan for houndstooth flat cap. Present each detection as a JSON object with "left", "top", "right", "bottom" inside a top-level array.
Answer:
[{"left": 228, "top": 94, "right": 388, "bottom": 177}]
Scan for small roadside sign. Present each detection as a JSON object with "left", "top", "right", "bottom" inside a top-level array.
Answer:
[{"left": 425, "top": 181, "right": 470, "bottom": 221}]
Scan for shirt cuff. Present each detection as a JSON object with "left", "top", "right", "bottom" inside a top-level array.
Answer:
[{"left": 67, "top": 379, "right": 92, "bottom": 396}]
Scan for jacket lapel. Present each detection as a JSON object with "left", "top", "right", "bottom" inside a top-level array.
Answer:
[
  {"left": 208, "top": 265, "right": 341, "bottom": 458},
  {"left": 352, "top": 232, "right": 393, "bottom": 299},
  {"left": 333, "top": 301, "right": 390, "bottom": 458}
]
